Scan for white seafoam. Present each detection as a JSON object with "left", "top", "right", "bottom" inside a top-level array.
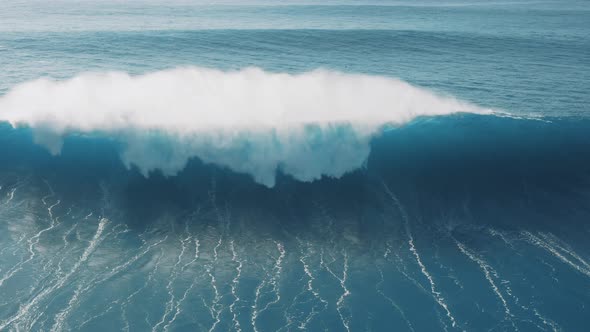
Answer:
[{"left": 0, "top": 67, "right": 490, "bottom": 186}]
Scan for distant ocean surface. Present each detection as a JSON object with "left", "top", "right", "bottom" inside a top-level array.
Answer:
[{"left": 0, "top": 1, "right": 589, "bottom": 331}]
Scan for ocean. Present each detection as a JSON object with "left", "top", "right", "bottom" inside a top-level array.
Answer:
[{"left": 0, "top": 0, "right": 589, "bottom": 331}]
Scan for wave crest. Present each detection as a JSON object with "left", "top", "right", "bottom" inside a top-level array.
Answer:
[{"left": 0, "top": 67, "right": 489, "bottom": 186}]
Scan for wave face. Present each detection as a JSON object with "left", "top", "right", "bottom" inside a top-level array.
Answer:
[
  {"left": 0, "top": 113, "right": 589, "bottom": 331},
  {"left": 0, "top": 68, "right": 486, "bottom": 186}
]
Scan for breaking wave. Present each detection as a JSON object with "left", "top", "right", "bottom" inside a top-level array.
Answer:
[{"left": 0, "top": 67, "right": 490, "bottom": 186}]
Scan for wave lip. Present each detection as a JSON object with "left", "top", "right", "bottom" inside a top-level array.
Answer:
[{"left": 0, "top": 67, "right": 490, "bottom": 186}]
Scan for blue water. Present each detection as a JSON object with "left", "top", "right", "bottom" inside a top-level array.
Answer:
[{"left": 0, "top": 1, "right": 589, "bottom": 331}]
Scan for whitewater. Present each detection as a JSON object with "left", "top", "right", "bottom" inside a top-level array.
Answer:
[
  {"left": 0, "top": 67, "right": 488, "bottom": 186},
  {"left": 0, "top": 0, "right": 589, "bottom": 331}
]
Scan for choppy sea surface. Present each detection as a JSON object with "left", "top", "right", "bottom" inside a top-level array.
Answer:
[{"left": 0, "top": 1, "right": 589, "bottom": 331}]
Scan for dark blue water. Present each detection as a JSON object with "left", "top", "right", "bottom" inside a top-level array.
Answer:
[{"left": 0, "top": 1, "right": 589, "bottom": 331}]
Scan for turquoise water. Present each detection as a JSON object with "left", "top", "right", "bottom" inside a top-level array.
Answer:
[{"left": 0, "top": 1, "right": 589, "bottom": 331}]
